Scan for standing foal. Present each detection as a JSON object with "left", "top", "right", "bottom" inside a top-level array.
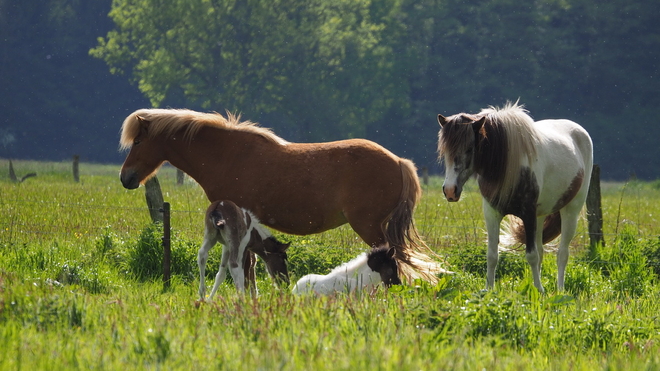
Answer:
[{"left": 198, "top": 200, "right": 289, "bottom": 299}]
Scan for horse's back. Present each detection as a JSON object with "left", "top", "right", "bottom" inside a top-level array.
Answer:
[
  {"left": 535, "top": 119, "right": 592, "bottom": 159},
  {"left": 534, "top": 119, "right": 593, "bottom": 214},
  {"left": 292, "top": 273, "right": 358, "bottom": 295}
]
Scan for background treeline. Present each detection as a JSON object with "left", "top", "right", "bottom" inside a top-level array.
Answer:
[{"left": 1, "top": 0, "right": 658, "bottom": 180}]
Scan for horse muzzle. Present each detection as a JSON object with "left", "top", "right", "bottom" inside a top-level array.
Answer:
[
  {"left": 120, "top": 169, "right": 141, "bottom": 189},
  {"left": 442, "top": 185, "right": 462, "bottom": 202}
]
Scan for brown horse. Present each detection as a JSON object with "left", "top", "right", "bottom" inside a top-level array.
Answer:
[{"left": 119, "top": 108, "right": 445, "bottom": 283}]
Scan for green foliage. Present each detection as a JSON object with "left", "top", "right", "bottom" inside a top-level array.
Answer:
[
  {"left": 285, "top": 236, "right": 359, "bottom": 279},
  {"left": 641, "top": 236, "right": 660, "bottom": 277},
  {"left": 586, "top": 224, "right": 655, "bottom": 298},
  {"left": 444, "top": 243, "right": 528, "bottom": 280},
  {"left": 3, "top": 164, "right": 660, "bottom": 369},
  {"left": 122, "top": 223, "right": 198, "bottom": 283},
  {"left": 3, "top": 1, "right": 660, "bottom": 178},
  {"left": 90, "top": 0, "right": 403, "bottom": 142}
]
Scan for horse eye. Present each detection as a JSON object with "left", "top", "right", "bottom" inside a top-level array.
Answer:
[{"left": 133, "top": 139, "right": 141, "bottom": 145}]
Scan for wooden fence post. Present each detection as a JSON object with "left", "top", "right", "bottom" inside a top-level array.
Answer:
[
  {"left": 8, "top": 159, "right": 17, "bottom": 182},
  {"left": 8, "top": 159, "right": 36, "bottom": 183},
  {"left": 72, "top": 155, "right": 80, "bottom": 182},
  {"left": 145, "top": 177, "right": 164, "bottom": 223},
  {"left": 422, "top": 166, "right": 429, "bottom": 187},
  {"left": 161, "top": 202, "right": 171, "bottom": 289},
  {"left": 586, "top": 164, "right": 604, "bottom": 253},
  {"left": 176, "top": 169, "right": 184, "bottom": 185}
]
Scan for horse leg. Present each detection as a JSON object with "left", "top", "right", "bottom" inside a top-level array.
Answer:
[
  {"left": 557, "top": 205, "right": 581, "bottom": 291},
  {"left": 242, "top": 250, "right": 258, "bottom": 296},
  {"left": 209, "top": 245, "right": 230, "bottom": 300},
  {"left": 483, "top": 201, "right": 503, "bottom": 289},
  {"left": 228, "top": 243, "right": 248, "bottom": 293},
  {"left": 229, "top": 261, "right": 245, "bottom": 293},
  {"left": 535, "top": 216, "right": 545, "bottom": 273},
  {"left": 197, "top": 233, "right": 217, "bottom": 300},
  {"left": 524, "top": 215, "right": 544, "bottom": 293},
  {"left": 347, "top": 219, "right": 387, "bottom": 248}
]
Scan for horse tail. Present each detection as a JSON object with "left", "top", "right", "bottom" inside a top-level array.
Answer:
[
  {"left": 501, "top": 212, "right": 563, "bottom": 248},
  {"left": 386, "top": 159, "right": 451, "bottom": 285}
]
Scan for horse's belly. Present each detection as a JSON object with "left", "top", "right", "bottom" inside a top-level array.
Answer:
[{"left": 260, "top": 210, "right": 347, "bottom": 236}]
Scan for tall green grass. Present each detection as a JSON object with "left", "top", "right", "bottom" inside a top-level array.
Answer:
[{"left": 1, "top": 159, "right": 660, "bottom": 370}]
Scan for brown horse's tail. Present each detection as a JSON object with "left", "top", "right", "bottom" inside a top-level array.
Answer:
[
  {"left": 501, "top": 212, "right": 562, "bottom": 248},
  {"left": 386, "top": 159, "right": 451, "bottom": 285}
]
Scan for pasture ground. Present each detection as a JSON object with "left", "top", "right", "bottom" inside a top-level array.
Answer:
[{"left": 1, "top": 159, "right": 660, "bottom": 370}]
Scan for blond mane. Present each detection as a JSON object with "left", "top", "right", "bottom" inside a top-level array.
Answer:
[{"left": 119, "top": 108, "right": 288, "bottom": 150}]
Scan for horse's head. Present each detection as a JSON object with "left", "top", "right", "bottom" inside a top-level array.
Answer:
[
  {"left": 367, "top": 246, "right": 401, "bottom": 286},
  {"left": 255, "top": 235, "right": 290, "bottom": 286},
  {"left": 437, "top": 114, "right": 486, "bottom": 202},
  {"left": 119, "top": 115, "right": 166, "bottom": 189}
]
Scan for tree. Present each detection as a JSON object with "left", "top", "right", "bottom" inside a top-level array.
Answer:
[{"left": 91, "top": 0, "right": 403, "bottom": 141}]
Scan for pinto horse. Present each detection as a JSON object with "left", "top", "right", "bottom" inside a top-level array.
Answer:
[
  {"left": 198, "top": 200, "right": 290, "bottom": 299},
  {"left": 292, "top": 246, "right": 401, "bottom": 295},
  {"left": 437, "top": 102, "right": 593, "bottom": 292},
  {"left": 119, "top": 108, "right": 444, "bottom": 284}
]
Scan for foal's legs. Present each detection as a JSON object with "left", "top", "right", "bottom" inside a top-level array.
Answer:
[
  {"left": 483, "top": 202, "right": 503, "bottom": 289},
  {"left": 208, "top": 245, "right": 230, "bottom": 300},
  {"left": 242, "top": 249, "right": 258, "bottom": 296},
  {"left": 197, "top": 232, "right": 217, "bottom": 300}
]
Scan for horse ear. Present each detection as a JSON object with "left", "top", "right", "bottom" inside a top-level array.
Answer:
[
  {"left": 136, "top": 115, "right": 150, "bottom": 136},
  {"left": 281, "top": 242, "right": 291, "bottom": 251},
  {"left": 472, "top": 117, "right": 486, "bottom": 133},
  {"left": 437, "top": 114, "right": 447, "bottom": 128},
  {"left": 136, "top": 115, "right": 150, "bottom": 128},
  {"left": 387, "top": 248, "right": 396, "bottom": 259}
]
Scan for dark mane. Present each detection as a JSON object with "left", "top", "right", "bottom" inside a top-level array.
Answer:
[
  {"left": 474, "top": 116, "right": 509, "bottom": 193},
  {"left": 437, "top": 113, "right": 480, "bottom": 159}
]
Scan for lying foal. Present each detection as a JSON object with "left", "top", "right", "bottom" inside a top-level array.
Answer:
[
  {"left": 292, "top": 246, "right": 401, "bottom": 295},
  {"left": 198, "top": 200, "right": 290, "bottom": 299}
]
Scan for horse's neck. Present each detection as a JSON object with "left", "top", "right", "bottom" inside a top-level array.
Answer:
[
  {"left": 246, "top": 210, "right": 270, "bottom": 240},
  {"left": 162, "top": 127, "right": 253, "bottom": 186}
]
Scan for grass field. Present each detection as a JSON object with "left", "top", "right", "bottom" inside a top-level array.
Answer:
[{"left": 1, "top": 159, "right": 660, "bottom": 370}]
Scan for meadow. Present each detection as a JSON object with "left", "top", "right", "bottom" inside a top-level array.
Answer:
[{"left": 1, "top": 159, "right": 660, "bottom": 370}]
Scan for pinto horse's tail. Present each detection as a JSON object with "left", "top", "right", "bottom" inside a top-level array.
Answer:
[
  {"left": 500, "top": 212, "right": 563, "bottom": 249},
  {"left": 386, "top": 159, "right": 452, "bottom": 285}
]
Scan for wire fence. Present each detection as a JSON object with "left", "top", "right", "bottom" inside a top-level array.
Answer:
[
  {"left": 2, "top": 160, "right": 660, "bottom": 277},
  {"left": 2, "top": 191, "right": 658, "bottom": 253}
]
